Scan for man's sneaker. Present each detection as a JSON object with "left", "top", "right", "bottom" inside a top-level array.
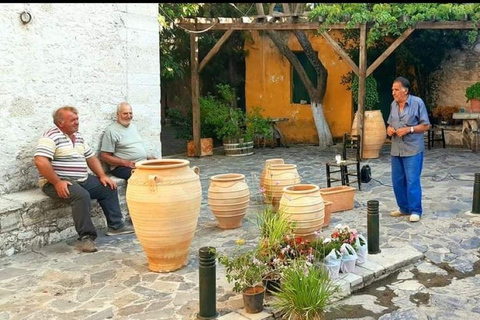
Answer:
[
  {"left": 78, "top": 237, "right": 98, "bottom": 253},
  {"left": 106, "top": 224, "right": 135, "bottom": 236},
  {"left": 390, "top": 210, "right": 409, "bottom": 217},
  {"left": 409, "top": 214, "right": 421, "bottom": 222}
]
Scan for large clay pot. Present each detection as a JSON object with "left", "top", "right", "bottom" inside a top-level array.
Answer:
[
  {"left": 352, "top": 110, "right": 387, "bottom": 159},
  {"left": 320, "top": 186, "right": 356, "bottom": 213},
  {"left": 208, "top": 173, "right": 250, "bottom": 229},
  {"left": 264, "top": 164, "right": 301, "bottom": 210},
  {"left": 126, "top": 159, "right": 201, "bottom": 272},
  {"left": 259, "top": 158, "right": 284, "bottom": 201},
  {"left": 279, "top": 184, "right": 324, "bottom": 240}
]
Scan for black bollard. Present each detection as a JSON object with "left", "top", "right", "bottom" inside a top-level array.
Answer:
[
  {"left": 472, "top": 173, "right": 480, "bottom": 214},
  {"left": 197, "top": 246, "right": 218, "bottom": 319},
  {"left": 367, "top": 200, "right": 381, "bottom": 254}
]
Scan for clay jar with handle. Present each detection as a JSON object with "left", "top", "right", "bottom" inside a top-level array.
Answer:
[
  {"left": 279, "top": 184, "right": 324, "bottom": 241},
  {"left": 208, "top": 173, "right": 250, "bottom": 229},
  {"left": 263, "top": 163, "right": 301, "bottom": 210},
  {"left": 126, "top": 159, "right": 201, "bottom": 273}
]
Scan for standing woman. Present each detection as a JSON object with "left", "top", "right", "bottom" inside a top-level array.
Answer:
[{"left": 386, "top": 77, "right": 431, "bottom": 222}]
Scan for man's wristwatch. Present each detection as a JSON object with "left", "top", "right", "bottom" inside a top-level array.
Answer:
[{"left": 410, "top": 126, "right": 414, "bottom": 133}]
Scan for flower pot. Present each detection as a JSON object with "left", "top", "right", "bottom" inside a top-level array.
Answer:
[
  {"left": 208, "top": 173, "right": 250, "bottom": 229},
  {"left": 279, "top": 184, "right": 324, "bottom": 239},
  {"left": 126, "top": 159, "right": 201, "bottom": 272},
  {"left": 322, "top": 200, "right": 332, "bottom": 228},
  {"left": 264, "top": 164, "right": 301, "bottom": 209},
  {"left": 471, "top": 99, "right": 480, "bottom": 113},
  {"left": 352, "top": 110, "right": 387, "bottom": 159},
  {"left": 262, "top": 277, "right": 281, "bottom": 294},
  {"left": 187, "top": 138, "right": 213, "bottom": 157},
  {"left": 242, "top": 285, "right": 265, "bottom": 314},
  {"left": 320, "top": 186, "right": 355, "bottom": 213}
]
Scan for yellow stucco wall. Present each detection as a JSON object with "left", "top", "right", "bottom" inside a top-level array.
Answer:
[{"left": 245, "top": 31, "right": 353, "bottom": 144}]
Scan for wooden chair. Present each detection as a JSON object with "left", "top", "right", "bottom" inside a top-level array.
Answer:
[
  {"left": 326, "top": 133, "right": 362, "bottom": 190},
  {"left": 427, "top": 126, "right": 446, "bottom": 149}
]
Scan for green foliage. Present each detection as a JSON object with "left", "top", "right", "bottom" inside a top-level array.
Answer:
[
  {"left": 349, "top": 75, "right": 380, "bottom": 110},
  {"left": 271, "top": 260, "right": 339, "bottom": 320},
  {"left": 256, "top": 205, "right": 295, "bottom": 256},
  {"left": 465, "top": 82, "right": 480, "bottom": 102},
  {"left": 246, "top": 106, "right": 273, "bottom": 141},
  {"left": 308, "top": 3, "right": 480, "bottom": 46},
  {"left": 217, "top": 245, "right": 267, "bottom": 293}
]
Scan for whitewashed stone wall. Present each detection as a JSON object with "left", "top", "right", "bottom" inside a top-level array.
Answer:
[{"left": 0, "top": 3, "right": 161, "bottom": 194}]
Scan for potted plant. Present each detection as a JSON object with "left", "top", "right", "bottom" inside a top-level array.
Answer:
[
  {"left": 465, "top": 81, "right": 480, "bottom": 112},
  {"left": 245, "top": 106, "right": 274, "bottom": 148},
  {"left": 204, "top": 84, "right": 255, "bottom": 156},
  {"left": 349, "top": 74, "right": 387, "bottom": 159},
  {"left": 270, "top": 259, "right": 339, "bottom": 320},
  {"left": 166, "top": 107, "right": 215, "bottom": 157},
  {"left": 432, "top": 106, "right": 460, "bottom": 125},
  {"left": 217, "top": 243, "right": 267, "bottom": 314}
]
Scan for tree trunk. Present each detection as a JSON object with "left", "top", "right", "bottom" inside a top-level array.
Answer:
[{"left": 311, "top": 101, "right": 333, "bottom": 147}]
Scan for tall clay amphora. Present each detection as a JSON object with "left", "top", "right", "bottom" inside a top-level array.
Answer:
[
  {"left": 259, "top": 158, "right": 284, "bottom": 203},
  {"left": 279, "top": 184, "right": 324, "bottom": 241},
  {"left": 264, "top": 164, "right": 301, "bottom": 210},
  {"left": 208, "top": 173, "right": 250, "bottom": 229},
  {"left": 126, "top": 159, "right": 201, "bottom": 273},
  {"left": 352, "top": 110, "right": 387, "bottom": 159}
]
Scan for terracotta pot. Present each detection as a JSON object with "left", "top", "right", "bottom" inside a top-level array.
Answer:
[
  {"left": 352, "top": 110, "right": 387, "bottom": 159},
  {"left": 264, "top": 164, "right": 301, "bottom": 210},
  {"left": 320, "top": 186, "right": 356, "bottom": 213},
  {"left": 471, "top": 99, "right": 480, "bottom": 113},
  {"left": 323, "top": 200, "right": 333, "bottom": 227},
  {"left": 126, "top": 159, "right": 201, "bottom": 272},
  {"left": 208, "top": 173, "right": 250, "bottom": 229},
  {"left": 242, "top": 285, "right": 265, "bottom": 314},
  {"left": 187, "top": 138, "right": 213, "bottom": 157},
  {"left": 279, "top": 184, "right": 324, "bottom": 239},
  {"left": 259, "top": 158, "right": 284, "bottom": 201}
]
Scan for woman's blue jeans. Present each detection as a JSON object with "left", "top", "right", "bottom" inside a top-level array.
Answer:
[{"left": 391, "top": 152, "right": 424, "bottom": 216}]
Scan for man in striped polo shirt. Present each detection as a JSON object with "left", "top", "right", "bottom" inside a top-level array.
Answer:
[{"left": 34, "top": 106, "right": 134, "bottom": 253}]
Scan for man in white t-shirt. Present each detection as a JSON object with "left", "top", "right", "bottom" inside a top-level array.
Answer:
[{"left": 100, "top": 102, "right": 156, "bottom": 180}]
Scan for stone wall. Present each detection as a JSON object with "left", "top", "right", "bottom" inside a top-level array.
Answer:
[
  {"left": 0, "top": 3, "right": 161, "bottom": 194},
  {"left": 432, "top": 46, "right": 480, "bottom": 109}
]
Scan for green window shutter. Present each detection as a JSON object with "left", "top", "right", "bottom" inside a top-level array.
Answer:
[{"left": 292, "top": 52, "right": 317, "bottom": 104}]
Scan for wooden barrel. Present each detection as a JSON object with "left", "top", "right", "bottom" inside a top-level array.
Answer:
[
  {"left": 126, "top": 159, "right": 201, "bottom": 272},
  {"left": 279, "top": 184, "right": 324, "bottom": 239},
  {"left": 264, "top": 164, "right": 301, "bottom": 210},
  {"left": 223, "top": 140, "right": 254, "bottom": 157},
  {"left": 208, "top": 173, "right": 250, "bottom": 229},
  {"left": 352, "top": 110, "right": 386, "bottom": 159},
  {"left": 259, "top": 158, "right": 284, "bottom": 202}
]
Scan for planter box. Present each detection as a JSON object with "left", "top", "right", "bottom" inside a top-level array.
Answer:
[
  {"left": 320, "top": 186, "right": 355, "bottom": 213},
  {"left": 187, "top": 138, "right": 213, "bottom": 157}
]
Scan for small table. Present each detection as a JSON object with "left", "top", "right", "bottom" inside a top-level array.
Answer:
[
  {"left": 267, "top": 117, "right": 289, "bottom": 148},
  {"left": 452, "top": 112, "right": 480, "bottom": 151}
]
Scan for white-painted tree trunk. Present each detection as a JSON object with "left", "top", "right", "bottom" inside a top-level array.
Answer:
[{"left": 311, "top": 101, "right": 333, "bottom": 148}]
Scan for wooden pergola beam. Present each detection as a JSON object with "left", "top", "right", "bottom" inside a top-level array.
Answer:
[
  {"left": 366, "top": 28, "right": 415, "bottom": 77},
  {"left": 199, "top": 29, "right": 234, "bottom": 73},
  {"left": 177, "top": 19, "right": 477, "bottom": 31},
  {"left": 321, "top": 31, "right": 359, "bottom": 76}
]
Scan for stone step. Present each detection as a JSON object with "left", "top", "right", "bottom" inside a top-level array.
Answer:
[{"left": 0, "top": 177, "right": 127, "bottom": 257}]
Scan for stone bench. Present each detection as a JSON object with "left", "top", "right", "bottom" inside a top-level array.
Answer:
[{"left": 0, "top": 176, "right": 128, "bottom": 257}]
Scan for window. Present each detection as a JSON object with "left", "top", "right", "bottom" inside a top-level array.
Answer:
[{"left": 292, "top": 51, "right": 317, "bottom": 104}]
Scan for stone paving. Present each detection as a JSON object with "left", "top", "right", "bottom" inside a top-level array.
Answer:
[{"left": 1, "top": 144, "right": 480, "bottom": 319}]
